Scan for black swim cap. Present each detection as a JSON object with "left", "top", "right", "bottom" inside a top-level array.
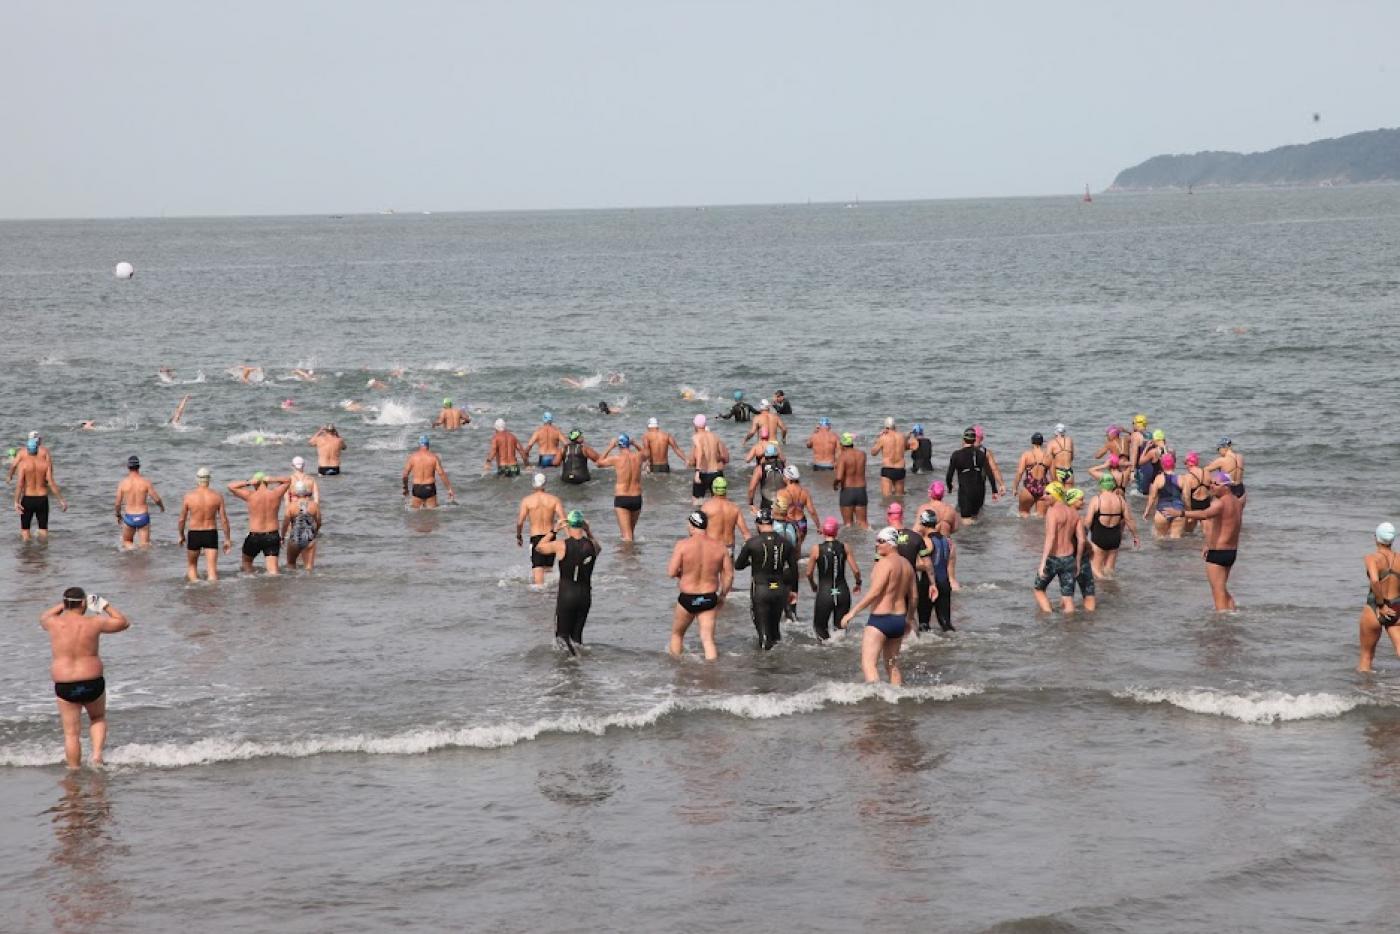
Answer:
[
  {"left": 688, "top": 510, "right": 708, "bottom": 530},
  {"left": 963, "top": 428, "right": 977, "bottom": 442},
  {"left": 1031, "top": 433, "right": 1043, "bottom": 445},
  {"left": 127, "top": 455, "right": 140, "bottom": 468},
  {"left": 755, "top": 509, "right": 774, "bottom": 525},
  {"left": 63, "top": 586, "right": 86, "bottom": 607}
]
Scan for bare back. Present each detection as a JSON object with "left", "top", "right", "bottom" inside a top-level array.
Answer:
[
  {"left": 671, "top": 535, "right": 731, "bottom": 593},
  {"left": 44, "top": 610, "right": 107, "bottom": 682},
  {"left": 182, "top": 487, "right": 226, "bottom": 530},
  {"left": 835, "top": 448, "right": 867, "bottom": 489}
]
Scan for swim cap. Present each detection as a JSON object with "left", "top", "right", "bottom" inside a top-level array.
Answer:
[
  {"left": 1031, "top": 432, "right": 1044, "bottom": 445},
  {"left": 568, "top": 429, "right": 582, "bottom": 441},
  {"left": 974, "top": 425, "right": 985, "bottom": 443},
  {"left": 886, "top": 502, "right": 903, "bottom": 516},
  {"left": 443, "top": 398, "right": 452, "bottom": 407},
  {"left": 196, "top": 466, "right": 211, "bottom": 481},
  {"left": 532, "top": 472, "right": 546, "bottom": 489},
  {"left": 1133, "top": 414, "right": 1148, "bottom": 428},
  {"left": 733, "top": 390, "right": 743, "bottom": 401},
  {"left": 962, "top": 428, "right": 977, "bottom": 442},
  {"left": 252, "top": 471, "right": 267, "bottom": 485},
  {"left": 694, "top": 414, "right": 707, "bottom": 428},
  {"left": 1065, "top": 488, "right": 1085, "bottom": 506},
  {"left": 1046, "top": 481, "right": 1066, "bottom": 502},
  {"left": 1098, "top": 475, "right": 1116, "bottom": 490},
  {"left": 542, "top": 411, "right": 553, "bottom": 423},
  {"left": 1161, "top": 453, "right": 1176, "bottom": 471},
  {"left": 418, "top": 434, "right": 430, "bottom": 447},
  {"left": 292, "top": 455, "right": 305, "bottom": 470},
  {"left": 647, "top": 417, "right": 658, "bottom": 428},
  {"left": 755, "top": 509, "right": 774, "bottom": 525},
  {"left": 1378, "top": 522, "right": 1397, "bottom": 544},
  {"left": 783, "top": 465, "right": 799, "bottom": 480},
  {"left": 1055, "top": 423, "right": 1066, "bottom": 435},
  {"left": 5, "top": 448, "right": 15, "bottom": 458},
  {"left": 819, "top": 417, "right": 831, "bottom": 428},
  {"left": 840, "top": 432, "right": 854, "bottom": 447},
  {"left": 759, "top": 399, "right": 771, "bottom": 410},
  {"left": 127, "top": 455, "right": 140, "bottom": 469},
  {"left": 566, "top": 509, "right": 585, "bottom": 528},
  {"left": 293, "top": 480, "right": 310, "bottom": 495},
  {"left": 711, "top": 476, "right": 728, "bottom": 494},
  {"left": 1152, "top": 429, "right": 1165, "bottom": 442},
  {"left": 884, "top": 417, "right": 895, "bottom": 429},
  {"left": 912, "top": 423, "right": 923, "bottom": 435},
  {"left": 821, "top": 517, "right": 839, "bottom": 536},
  {"left": 1212, "top": 471, "right": 1233, "bottom": 485},
  {"left": 28, "top": 430, "right": 39, "bottom": 441},
  {"left": 1218, "top": 436, "right": 1232, "bottom": 449},
  {"left": 687, "top": 510, "right": 708, "bottom": 530},
  {"left": 26, "top": 439, "right": 38, "bottom": 454},
  {"left": 1107, "top": 425, "right": 1121, "bottom": 438},
  {"left": 1185, "top": 451, "right": 1200, "bottom": 467},
  {"left": 918, "top": 509, "right": 938, "bottom": 527},
  {"left": 764, "top": 444, "right": 778, "bottom": 457},
  {"left": 1108, "top": 454, "right": 1121, "bottom": 467},
  {"left": 929, "top": 480, "right": 946, "bottom": 500},
  {"left": 618, "top": 434, "right": 630, "bottom": 448},
  {"left": 254, "top": 435, "right": 265, "bottom": 445},
  {"left": 876, "top": 526, "right": 900, "bottom": 546},
  {"left": 759, "top": 427, "right": 769, "bottom": 440}
]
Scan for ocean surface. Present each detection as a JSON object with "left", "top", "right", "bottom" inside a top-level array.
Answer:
[{"left": 2, "top": 190, "right": 1399, "bottom": 932}]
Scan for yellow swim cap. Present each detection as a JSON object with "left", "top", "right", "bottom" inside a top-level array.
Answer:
[
  {"left": 1065, "top": 487, "right": 1085, "bottom": 506},
  {"left": 1133, "top": 414, "right": 1147, "bottom": 428},
  {"left": 1046, "top": 481, "right": 1067, "bottom": 502}
]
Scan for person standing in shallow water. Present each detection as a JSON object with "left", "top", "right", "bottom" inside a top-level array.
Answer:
[
  {"left": 1181, "top": 472, "right": 1245, "bottom": 611},
  {"left": 41, "top": 587, "right": 129, "bottom": 768},
  {"left": 842, "top": 527, "right": 916, "bottom": 685},
  {"left": 1358, "top": 522, "right": 1400, "bottom": 673},
  {"left": 113, "top": 455, "right": 163, "bottom": 549}
]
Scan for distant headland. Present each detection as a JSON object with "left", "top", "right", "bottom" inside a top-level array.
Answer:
[{"left": 1108, "top": 127, "right": 1400, "bottom": 191}]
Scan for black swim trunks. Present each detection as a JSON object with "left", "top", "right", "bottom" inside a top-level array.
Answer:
[
  {"left": 242, "top": 531, "right": 281, "bottom": 558},
  {"left": 1034, "top": 554, "right": 1078, "bottom": 596},
  {"left": 839, "top": 487, "right": 869, "bottom": 508},
  {"left": 411, "top": 483, "right": 437, "bottom": 501},
  {"left": 497, "top": 465, "right": 521, "bottom": 478},
  {"left": 317, "top": 466, "right": 340, "bottom": 476},
  {"left": 812, "top": 464, "right": 834, "bottom": 472},
  {"left": 19, "top": 495, "right": 49, "bottom": 531},
  {"left": 530, "top": 534, "right": 556, "bottom": 569},
  {"left": 1205, "top": 549, "right": 1237, "bottom": 568},
  {"left": 880, "top": 467, "right": 907, "bottom": 483},
  {"left": 186, "top": 529, "right": 219, "bottom": 551},
  {"left": 54, "top": 676, "right": 105, "bottom": 704},
  {"left": 649, "top": 463, "right": 671, "bottom": 473},
  {"left": 677, "top": 592, "right": 719, "bottom": 613},
  {"left": 693, "top": 470, "right": 724, "bottom": 499},
  {"left": 614, "top": 495, "right": 642, "bottom": 513}
]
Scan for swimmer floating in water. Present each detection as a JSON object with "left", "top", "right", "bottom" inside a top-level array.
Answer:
[{"left": 169, "top": 394, "right": 191, "bottom": 426}]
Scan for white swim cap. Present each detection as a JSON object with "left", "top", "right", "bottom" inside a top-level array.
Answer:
[
  {"left": 494, "top": 418, "right": 506, "bottom": 431},
  {"left": 1378, "top": 522, "right": 1397, "bottom": 544},
  {"left": 759, "top": 399, "right": 770, "bottom": 409},
  {"left": 876, "top": 526, "right": 900, "bottom": 546},
  {"left": 783, "top": 465, "right": 800, "bottom": 480},
  {"left": 883, "top": 416, "right": 895, "bottom": 429},
  {"left": 693, "top": 414, "right": 707, "bottom": 428},
  {"left": 292, "top": 455, "right": 305, "bottom": 470},
  {"left": 1055, "top": 423, "right": 1066, "bottom": 435},
  {"left": 532, "top": 472, "right": 547, "bottom": 489},
  {"left": 647, "top": 417, "right": 658, "bottom": 428},
  {"left": 195, "top": 466, "right": 211, "bottom": 481}
]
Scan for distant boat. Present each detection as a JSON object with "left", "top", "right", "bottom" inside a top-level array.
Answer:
[
  {"left": 1082, "top": 185, "right": 1093, "bottom": 203},
  {"left": 378, "top": 208, "right": 396, "bottom": 215}
]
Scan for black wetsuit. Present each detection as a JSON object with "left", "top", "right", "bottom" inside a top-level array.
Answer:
[
  {"left": 721, "top": 401, "right": 757, "bottom": 423},
  {"left": 946, "top": 445, "right": 996, "bottom": 519},
  {"left": 734, "top": 531, "right": 797, "bottom": 649},
  {"left": 812, "top": 540, "right": 852, "bottom": 640},
  {"left": 555, "top": 536, "right": 597, "bottom": 649},
  {"left": 773, "top": 398, "right": 793, "bottom": 415},
  {"left": 561, "top": 442, "right": 591, "bottom": 484},
  {"left": 927, "top": 532, "right": 954, "bottom": 631},
  {"left": 892, "top": 528, "right": 930, "bottom": 631},
  {"left": 754, "top": 458, "right": 786, "bottom": 509},
  {"left": 910, "top": 437, "right": 934, "bottom": 473}
]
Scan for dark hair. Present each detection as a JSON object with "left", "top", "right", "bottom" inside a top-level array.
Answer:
[{"left": 63, "top": 586, "right": 86, "bottom": 607}]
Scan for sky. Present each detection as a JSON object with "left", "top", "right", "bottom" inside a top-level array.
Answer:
[{"left": 2, "top": 0, "right": 1397, "bottom": 218}]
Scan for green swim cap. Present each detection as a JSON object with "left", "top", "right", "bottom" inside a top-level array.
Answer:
[
  {"left": 1152, "top": 429, "right": 1165, "bottom": 442},
  {"left": 1065, "top": 487, "right": 1085, "bottom": 506},
  {"left": 442, "top": 397, "right": 452, "bottom": 407},
  {"left": 1099, "top": 474, "right": 1116, "bottom": 490},
  {"left": 566, "top": 509, "right": 585, "bottom": 528},
  {"left": 711, "top": 476, "right": 728, "bottom": 494},
  {"left": 251, "top": 471, "right": 267, "bottom": 484},
  {"left": 568, "top": 429, "right": 582, "bottom": 441},
  {"left": 5, "top": 448, "right": 14, "bottom": 458},
  {"left": 840, "top": 432, "right": 854, "bottom": 447}
]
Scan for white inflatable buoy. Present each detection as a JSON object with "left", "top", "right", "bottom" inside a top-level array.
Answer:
[{"left": 114, "top": 262, "right": 135, "bottom": 279}]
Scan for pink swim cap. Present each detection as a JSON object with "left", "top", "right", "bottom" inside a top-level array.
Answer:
[
  {"left": 929, "top": 480, "right": 946, "bottom": 499},
  {"left": 1108, "top": 454, "right": 1121, "bottom": 467},
  {"left": 886, "top": 502, "right": 903, "bottom": 515},
  {"left": 1107, "top": 425, "right": 1120, "bottom": 438},
  {"left": 693, "top": 414, "right": 706, "bottom": 428},
  {"left": 973, "top": 425, "right": 985, "bottom": 443},
  {"left": 821, "top": 517, "right": 839, "bottom": 536},
  {"left": 1185, "top": 451, "right": 1200, "bottom": 467},
  {"left": 1161, "top": 452, "right": 1176, "bottom": 471}
]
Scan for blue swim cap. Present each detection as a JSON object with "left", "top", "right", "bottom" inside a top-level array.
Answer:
[
  {"left": 765, "top": 443, "right": 778, "bottom": 457},
  {"left": 543, "top": 411, "right": 553, "bottom": 423},
  {"left": 913, "top": 423, "right": 924, "bottom": 435},
  {"left": 26, "top": 439, "right": 38, "bottom": 454},
  {"left": 734, "top": 390, "right": 744, "bottom": 400},
  {"left": 618, "top": 433, "right": 631, "bottom": 447},
  {"left": 819, "top": 417, "right": 831, "bottom": 427},
  {"left": 418, "top": 434, "right": 429, "bottom": 447}
]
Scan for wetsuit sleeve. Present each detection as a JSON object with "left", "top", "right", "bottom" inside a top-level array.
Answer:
[
  {"left": 945, "top": 453, "right": 957, "bottom": 490},
  {"left": 733, "top": 541, "right": 753, "bottom": 571}
]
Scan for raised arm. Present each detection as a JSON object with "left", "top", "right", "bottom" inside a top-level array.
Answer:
[{"left": 97, "top": 601, "right": 130, "bottom": 633}]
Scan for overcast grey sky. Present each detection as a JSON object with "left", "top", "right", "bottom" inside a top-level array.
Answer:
[{"left": 3, "top": 1, "right": 1396, "bottom": 218}]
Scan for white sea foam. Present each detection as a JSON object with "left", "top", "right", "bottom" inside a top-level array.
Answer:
[
  {"left": 364, "top": 429, "right": 412, "bottom": 451},
  {"left": 0, "top": 681, "right": 981, "bottom": 768},
  {"left": 182, "top": 370, "right": 206, "bottom": 384},
  {"left": 226, "top": 365, "right": 264, "bottom": 383},
  {"left": 678, "top": 385, "right": 710, "bottom": 402},
  {"left": 223, "top": 430, "right": 299, "bottom": 446},
  {"left": 367, "top": 399, "right": 418, "bottom": 426},
  {"left": 38, "top": 355, "right": 67, "bottom": 366},
  {"left": 1117, "top": 687, "right": 1367, "bottom": 724}
]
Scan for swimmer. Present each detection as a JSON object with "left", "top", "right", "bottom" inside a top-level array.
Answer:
[
  {"left": 1179, "top": 452, "right": 1212, "bottom": 536},
  {"left": 597, "top": 399, "right": 622, "bottom": 416},
  {"left": 78, "top": 420, "right": 97, "bottom": 431},
  {"left": 178, "top": 467, "right": 232, "bottom": 581},
  {"left": 748, "top": 444, "right": 787, "bottom": 511},
  {"left": 921, "top": 512, "right": 957, "bottom": 630},
  {"left": 339, "top": 400, "right": 366, "bottom": 414},
  {"left": 533, "top": 510, "right": 602, "bottom": 653},
  {"left": 1358, "top": 522, "right": 1400, "bottom": 672},
  {"left": 718, "top": 390, "right": 756, "bottom": 424},
  {"left": 1143, "top": 451, "right": 1186, "bottom": 538},
  {"left": 734, "top": 509, "right": 798, "bottom": 650},
  {"left": 806, "top": 517, "right": 862, "bottom": 640},
  {"left": 228, "top": 472, "right": 292, "bottom": 575},
  {"left": 870, "top": 417, "right": 910, "bottom": 497},
  {"left": 807, "top": 418, "right": 839, "bottom": 471},
  {"left": 1205, "top": 437, "right": 1246, "bottom": 497},
  {"left": 1085, "top": 474, "right": 1137, "bottom": 579},
  {"left": 597, "top": 434, "right": 644, "bottom": 542},
  {"left": 168, "top": 394, "right": 191, "bottom": 426},
  {"left": 403, "top": 435, "right": 455, "bottom": 508},
  {"left": 309, "top": 425, "right": 346, "bottom": 475},
  {"left": 1181, "top": 472, "right": 1245, "bottom": 611},
  {"left": 524, "top": 412, "right": 565, "bottom": 467},
  {"left": 641, "top": 417, "right": 686, "bottom": 473},
  {"left": 700, "top": 476, "right": 750, "bottom": 554},
  {"left": 1126, "top": 414, "right": 1150, "bottom": 478},
  {"left": 973, "top": 426, "right": 1005, "bottom": 498},
  {"left": 1064, "top": 489, "right": 1096, "bottom": 612},
  {"left": 1095, "top": 425, "right": 1129, "bottom": 461},
  {"left": 946, "top": 427, "right": 998, "bottom": 524},
  {"left": 743, "top": 427, "right": 782, "bottom": 466},
  {"left": 907, "top": 424, "right": 934, "bottom": 474},
  {"left": 285, "top": 455, "right": 320, "bottom": 504},
  {"left": 560, "top": 428, "right": 601, "bottom": 485},
  {"left": 779, "top": 465, "right": 820, "bottom": 549},
  {"left": 281, "top": 481, "right": 322, "bottom": 571},
  {"left": 41, "top": 588, "right": 130, "bottom": 768},
  {"left": 291, "top": 368, "right": 317, "bottom": 382},
  {"left": 113, "top": 455, "right": 164, "bottom": 549},
  {"left": 915, "top": 480, "right": 961, "bottom": 539},
  {"left": 433, "top": 398, "right": 471, "bottom": 431},
  {"left": 1033, "top": 483, "right": 1081, "bottom": 614},
  {"left": 237, "top": 366, "right": 264, "bottom": 384},
  {"left": 771, "top": 389, "right": 793, "bottom": 415},
  {"left": 1048, "top": 423, "right": 1074, "bottom": 474},
  {"left": 484, "top": 419, "right": 527, "bottom": 477},
  {"left": 366, "top": 378, "right": 389, "bottom": 391},
  {"left": 841, "top": 527, "right": 916, "bottom": 684},
  {"left": 1087, "top": 453, "right": 1132, "bottom": 495},
  {"left": 744, "top": 400, "right": 787, "bottom": 445},
  {"left": 668, "top": 510, "right": 734, "bottom": 660},
  {"left": 14, "top": 437, "right": 67, "bottom": 542},
  {"left": 515, "top": 473, "right": 566, "bottom": 586},
  {"left": 833, "top": 432, "right": 870, "bottom": 529},
  {"left": 280, "top": 398, "right": 295, "bottom": 411},
  {"left": 688, "top": 414, "right": 730, "bottom": 506},
  {"left": 1012, "top": 433, "right": 1054, "bottom": 518},
  {"left": 157, "top": 367, "right": 176, "bottom": 384},
  {"left": 606, "top": 371, "right": 625, "bottom": 386}
]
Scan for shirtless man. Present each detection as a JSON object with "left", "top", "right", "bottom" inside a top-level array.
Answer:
[
  {"left": 7, "top": 430, "right": 52, "bottom": 483},
  {"left": 597, "top": 434, "right": 644, "bottom": 542},
  {"left": 228, "top": 472, "right": 292, "bottom": 575},
  {"left": 806, "top": 418, "right": 839, "bottom": 472},
  {"left": 1047, "top": 423, "right": 1074, "bottom": 475},
  {"left": 688, "top": 414, "right": 730, "bottom": 505},
  {"left": 178, "top": 467, "right": 232, "bottom": 581},
  {"left": 842, "top": 527, "right": 917, "bottom": 685},
  {"left": 41, "top": 588, "right": 130, "bottom": 768},
  {"left": 285, "top": 455, "right": 320, "bottom": 505},
  {"left": 1358, "top": 522, "right": 1400, "bottom": 673},
  {"left": 1033, "top": 484, "right": 1083, "bottom": 614},
  {"left": 524, "top": 412, "right": 565, "bottom": 468},
  {"left": 701, "top": 476, "right": 750, "bottom": 554},
  {"left": 779, "top": 466, "right": 820, "bottom": 548},
  {"left": 1205, "top": 436, "right": 1246, "bottom": 497},
  {"left": 432, "top": 397, "right": 471, "bottom": 431},
  {"left": 1012, "top": 433, "right": 1054, "bottom": 518},
  {"left": 744, "top": 400, "right": 787, "bottom": 445},
  {"left": 870, "top": 417, "right": 911, "bottom": 497},
  {"left": 668, "top": 510, "right": 735, "bottom": 661},
  {"left": 113, "top": 455, "right": 164, "bottom": 549},
  {"left": 1181, "top": 473, "right": 1245, "bottom": 611},
  {"left": 14, "top": 438, "right": 67, "bottom": 542},
  {"left": 916, "top": 480, "right": 961, "bottom": 538},
  {"left": 641, "top": 417, "right": 686, "bottom": 473},
  {"left": 403, "top": 435, "right": 455, "bottom": 508},
  {"left": 484, "top": 419, "right": 527, "bottom": 477},
  {"left": 309, "top": 425, "right": 346, "bottom": 476},
  {"left": 742, "top": 428, "right": 782, "bottom": 467},
  {"left": 833, "top": 432, "right": 869, "bottom": 529},
  {"left": 515, "top": 473, "right": 566, "bottom": 585}
]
